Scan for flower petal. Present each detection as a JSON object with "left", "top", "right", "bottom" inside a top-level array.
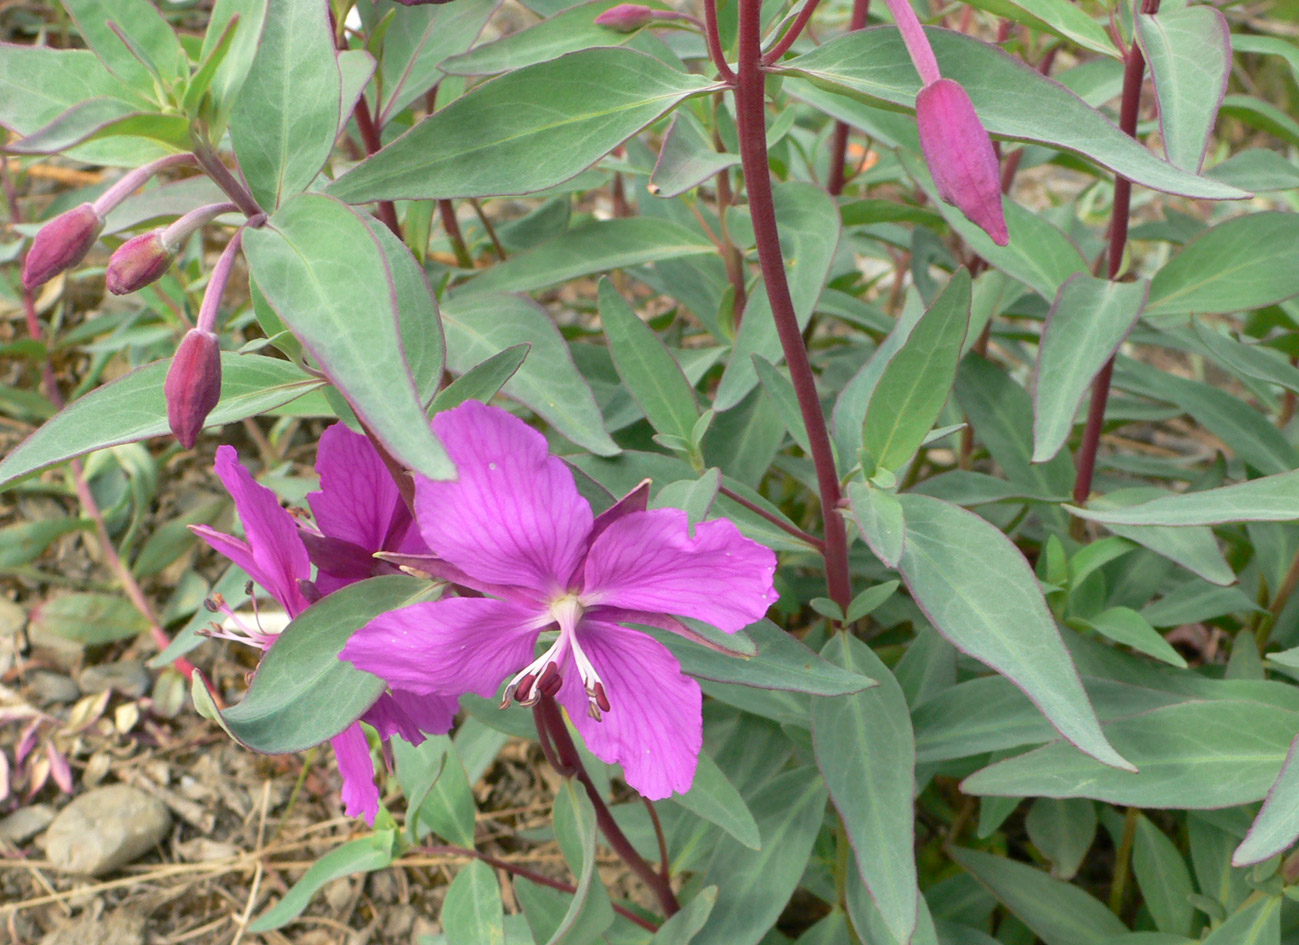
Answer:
[
  {"left": 309, "top": 423, "right": 421, "bottom": 555},
  {"left": 558, "top": 622, "right": 702, "bottom": 799},
  {"left": 582, "top": 510, "right": 777, "bottom": 633},
  {"left": 193, "top": 446, "right": 310, "bottom": 615},
  {"left": 416, "top": 401, "right": 593, "bottom": 596},
  {"left": 363, "top": 688, "right": 458, "bottom": 745},
  {"left": 331, "top": 723, "right": 379, "bottom": 824},
  {"left": 342, "top": 597, "right": 546, "bottom": 699}
]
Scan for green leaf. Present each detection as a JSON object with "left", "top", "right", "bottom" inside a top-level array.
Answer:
[
  {"left": 442, "top": 861, "right": 505, "bottom": 945},
  {"left": 548, "top": 782, "right": 614, "bottom": 945},
  {"left": 896, "top": 494, "right": 1131, "bottom": 771},
  {"left": 394, "top": 736, "right": 478, "bottom": 848},
  {"left": 693, "top": 768, "right": 828, "bottom": 945},
  {"left": 1135, "top": 6, "right": 1231, "bottom": 172},
  {"left": 62, "top": 0, "right": 188, "bottom": 90},
  {"left": 330, "top": 47, "right": 716, "bottom": 202},
  {"left": 440, "top": 292, "right": 618, "bottom": 455},
  {"left": 0, "top": 354, "right": 321, "bottom": 491},
  {"left": 1133, "top": 813, "right": 1195, "bottom": 936},
  {"left": 597, "top": 278, "right": 698, "bottom": 443},
  {"left": 846, "top": 581, "right": 900, "bottom": 623},
  {"left": 650, "top": 109, "right": 741, "bottom": 199},
  {"left": 778, "top": 27, "right": 1246, "bottom": 199},
  {"left": 5, "top": 98, "right": 189, "bottom": 154},
  {"left": 374, "top": 0, "right": 500, "bottom": 123},
  {"left": 752, "top": 356, "right": 811, "bottom": 454},
  {"left": 1033, "top": 274, "right": 1148, "bottom": 463},
  {"left": 30, "top": 592, "right": 149, "bottom": 645},
  {"left": 1025, "top": 798, "right": 1096, "bottom": 880},
  {"left": 715, "top": 181, "right": 840, "bottom": 409},
  {"left": 218, "top": 576, "right": 439, "bottom": 753},
  {"left": 950, "top": 847, "right": 1126, "bottom": 945},
  {"left": 1146, "top": 213, "right": 1299, "bottom": 318},
  {"left": 962, "top": 699, "right": 1299, "bottom": 808},
  {"left": 372, "top": 221, "right": 446, "bottom": 405},
  {"left": 848, "top": 481, "right": 906, "bottom": 569},
  {"left": 649, "top": 618, "right": 876, "bottom": 695},
  {"left": 442, "top": 0, "right": 643, "bottom": 75},
  {"left": 1201, "top": 896, "right": 1281, "bottom": 945},
  {"left": 1068, "top": 469, "right": 1299, "bottom": 526},
  {"left": 671, "top": 751, "right": 761, "bottom": 850},
  {"left": 651, "top": 887, "right": 718, "bottom": 944},
  {"left": 460, "top": 217, "right": 714, "bottom": 297},
  {"left": 228, "top": 0, "right": 341, "bottom": 208},
  {"left": 863, "top": 269, "right": 970, "bottom": 471},
  {"left": 813, "top": 635, "right": 918, "bottom": 945},
  {"left": 1234, "top": 732, "right": 1299, "bottom": 865},
  {"left": 1071, "top": 607, "right": 1187, "bottom": 669},
  {"left": 0, "top": 518, "right": 92, "bottom": 569},
  {"left": 249, "top": 831, "right": 396, "bottom": 932},
  {"left": 959, "top": 0, "right": 1117, "bottom": 57},
  {"left": 243, "top": 193, "right": 454, "bottom": 480},
  {"left": 429, "top": 345, "right": 530, "bottom": 415},
  {"left": 200, "top": 0, "right": 268, "bottom": 122}
]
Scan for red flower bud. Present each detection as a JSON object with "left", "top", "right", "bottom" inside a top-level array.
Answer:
[
  {"left": 916, "top": 79, "right": 1009, "bottom": 247},
  {"left": 165, "top": 330, "right": 222, "bottom": 449},
  {"left": 595, "top": 3, "right": 656, "bottom": 30},
  {"left": 22, "top": 203, "right": 104, "bottom": 290},
  {"left": 106, "top": 230, "right": 175, "bottom": 295}
]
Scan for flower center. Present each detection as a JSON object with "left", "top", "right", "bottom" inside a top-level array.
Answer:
[{"left": 498, "top": 595, "right": 611, "bottom": 720}]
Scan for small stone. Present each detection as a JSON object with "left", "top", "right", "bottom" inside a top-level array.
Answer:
[
  {"left": 27, "top": 670, "right": 80, "bottom": 705},
  {"left": 0, "top": 804, "right": 55, "bottom": 843},
  {"left": 45, "top": 784, "right": 172, "bottom": 876},
  {"left": 39, "top": 906, "right": 145, "bottom": 945},
  {"left": 78, "top": 660, "right": 151, "bottom": 699}
]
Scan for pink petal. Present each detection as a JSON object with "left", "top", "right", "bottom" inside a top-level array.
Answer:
[
  {"left": 331, "top": 723, "right": 379, "bottom": 824},
  {"left": 309, "top": 423, "right": 421, "bottom": 556},
  {"left": 558, "top": 622, "right": 702, "bottom": 799},
  {"left": 417, "top": 402, "right": 593, "bottom": 597},
  {"left": 363, "top": 689, "right": 458, "bottom": 745},
  {"left": 341, "top": 597, "right": 546, "bottom": 699},
  {"left": 194, "top": 446, "right": 311, "bottom": 616},
  {"left": 916, "top": 79, "right": 1009, "bottom": 246},
  {"left": 582, "top": 510, "right": 778, "bottom": 633}
]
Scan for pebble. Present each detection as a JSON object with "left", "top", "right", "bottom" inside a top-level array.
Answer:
[
  {"left": 44, "top": 784, "right": 172, "bottom": 876},
  {"left": 0, "top": 804, "right": 55, "bottom": 844},
  {"left": 79, "top": 660, "right": 151, "bottom": 699},
  {"left": 27, "top": 670, "right": 80, "bottom": 705}
]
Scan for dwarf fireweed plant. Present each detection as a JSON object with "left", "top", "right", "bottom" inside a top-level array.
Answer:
[{"left": 3, "top": 0, "right": 1299, "bottom": 940}]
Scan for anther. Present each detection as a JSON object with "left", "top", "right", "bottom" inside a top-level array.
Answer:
[{"left": 537, "top": 661, "right": 563, "bottom": 697}]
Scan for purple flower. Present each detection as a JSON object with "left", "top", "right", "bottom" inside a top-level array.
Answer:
[
  {"left": 165, "top": 329, "right": 223, "bottom": 450},
  {"left": 22, "top": 203, "right": 103, "bottom": 290},
  {"left": 342, "top": 402, "right": 778, "bottom": 799},
  {"left": 106, "top": 230, "right": 175, "bottom": 295},
  {"left": 192, "top": 442, "right": 455, "bottom": 823},
  {"left": 916, "top": 79, "right": 1009, "bottom": 246}
]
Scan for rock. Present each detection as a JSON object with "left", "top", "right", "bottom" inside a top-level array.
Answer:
[
  {"left": 39, "top": 906, "right": 145, "bottom": 945},
  {"left": 78, "top": 660, "right": 151, "bottom": 699},
  {"left": 0, "top": 804, "right": 55, "bottom": 843},
  {"left": 27, "top": 670, "right": 80, "bottom": 705},
  {"left": 44, "top": 785, "right": 172, "bottom": 876}
]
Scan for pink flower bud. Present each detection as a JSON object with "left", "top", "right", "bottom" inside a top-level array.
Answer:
[
  {"left": 916, "top": 79, "right": 1009, "bottom": 247},
  {"left": 22, "top": 203, "right": 104, "bottom": 290},
  {"left": 106, "top": 230, "right": 175, "bottom": 295},
  {"left": 165, "top": 330, "right": 222, "bottom": 449},
  {"left": 595, "top": 3, "right": 656, "bottom": 30}
]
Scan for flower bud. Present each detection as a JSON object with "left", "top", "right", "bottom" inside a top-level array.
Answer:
[
  {"left": 106, "top": 230, "right": 175, "bottom": 295},
  {"left": 915, "top": 79, "right": 1009, "bottom": 247},
  {"left": 595, "top": 3, "right": 656, "bottom": 30},
  {"left": 165, "top": 330, "right": 222, "bottom": 449},
  {"left": 22, "top": 203, "right": 104, "bottom": 290}
]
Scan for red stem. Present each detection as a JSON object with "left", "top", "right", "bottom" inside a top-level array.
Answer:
[
  {"left": 827, "top": 0, "right": 872, "bottom": 195},
  {"left": 734, "top": 0, "right": 853, "bottom": 610},
  {"left": 703, "top": 0, "right": 737, "bottom": 83},
  {"left": 352, "top": 97, "right": 401, "bottom": 237},
  {"left": 762, "top": 0, "right": 825, "bottom": 64},
  {"left": 1071, "top": 11, "right": 1153, "bottom": 504}
]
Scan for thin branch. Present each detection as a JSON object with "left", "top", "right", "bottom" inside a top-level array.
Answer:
[
  {"left": 719, "top": 485, "right": 825, "bottom": 551},
  {"left": 762, "top": 0, "right": 825, "bottom": 64},
  {"left": 703, "top": 0, "right": 737, "bottom": 83}
]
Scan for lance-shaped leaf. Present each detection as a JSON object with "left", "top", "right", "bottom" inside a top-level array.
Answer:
[
  {"left": 1068, "top": 469, "right": 1299, "bottom": 526},
  {"left": 0, "top": 354, "right": 321, "bottom": 491},
  {"left": 813, "top": 635, "right": 918, "bottom": 945},
  {"left": 958, "top": 0, "right": 1117, "bottom": 58},
  {"left": 329, "top": 47, "right": 717, "bottom": 202},
  {"left": 547, "top": 782, "right": 614, "bottom": 945},
  {"left": 441, "top": 861, "right": 505, "bottom": 945},
  {"left": 6, "top": 98, "right": 189, "bottom": 154},
  {"left": 217, "top": 576, "right": 440, "bottom": 754},
  {"left": 1136, "top": 6, "right": 1231, "bottom": 173},
  {"left": 229, "top": 0, "right": 341, "bottom": 209},
  {"left": 442, "top": 0, "right": 647, "bottom": 75},
  {"left": 249, "top": 831, "right": 396, "bottom": 932},
  {"left": 376, "top": 0, "right": 500, "bottom": 124},
  {"left": 650, "top": 109, "right": 741, "bottom": 198},
  {"left": 1233, "top": 732, "right": 1299, "bottom": 865},
  {"left": 1033, "top": 274, "right": 1148, "bottom": 463},
  {"left": 863, "top": 268, "right": 970, "bottom": 472},
  {"left": 243, "top": 193, "right": 454, "bottom": 480},
  {"left": 896, "top": 493, "right": 1132, "bottom": 771},
  {"left": 62, "top": 0, "right": 189, "bottom": 90},
  {"left": 777, "top": 26, "right": 1247, "bottom": 199},
  {"left": 848, "top": 481, "right": 906, "bottom": 569}
]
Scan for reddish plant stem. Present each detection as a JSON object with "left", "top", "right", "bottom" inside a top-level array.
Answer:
[
  {"left": 762, "top": 0, "right": 825, "bottom": 64},
  {"left": 192, "top": 142, "right": 263, "bottom": 219},
  {"left": 1071, "top": 6, "right": 1155, "bottom": 504},
  {"left": 718, "top": 485, "right": 826, "bottom": 551},
  {"left": 439, "top": 200, "right": 474, "bottom": 269},
  {"left": 642, "top": 796, "right": 671, "bottom": 880},
  {"left": 733, "top": 0, "right": 853, "bottom": 610},
  {"left": 418, "top": 845, "right": 659, "bottom": 932},
  {"left": 827, "top": 0, "right": 872, "bottom": 195},
  {"left": 703, "top": 0, "right": 737, "bottom": 83},
  {"left": 352, "top": 97, "right": 401, "bottom": 237},
  {"left": 470, "top": 198, "right": 507, "bottom": 261},
  {"left": 533, "top": 697, "right": 680, "bottom": 917}
]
